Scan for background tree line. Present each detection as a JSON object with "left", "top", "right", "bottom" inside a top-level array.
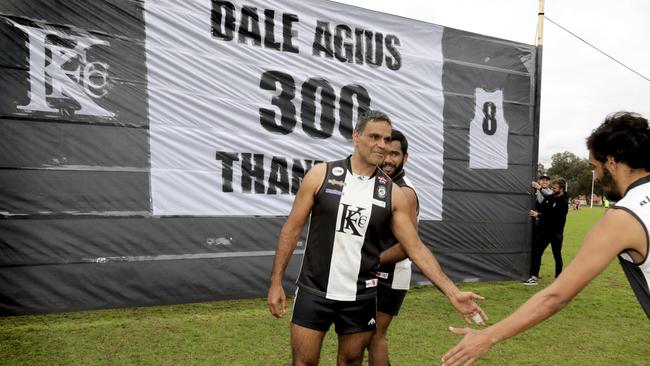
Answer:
[{"left": 537, "top": 152, "right": 602, "bottom": 198}]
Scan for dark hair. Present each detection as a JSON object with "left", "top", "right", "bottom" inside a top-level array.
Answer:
[
  {"left": 586, "top": 112, "right": 650, "bottom": 170},
  {"left": 390, "top": 129, "right": 408, "bottom": 154},
  {"left": 355, "top": 110, "right": 391, "bottom": 134},
  {"left": 551, "top": 178, "right": 566, "bottom": 191}
]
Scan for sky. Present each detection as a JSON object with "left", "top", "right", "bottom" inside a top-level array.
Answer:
[{"left": 333, "top": 0, "right": 650, "bottom": 167}]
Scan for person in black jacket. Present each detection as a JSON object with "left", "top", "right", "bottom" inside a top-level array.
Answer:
[{"left": 524, "top": 178, "right": 569, "bottom": 285}]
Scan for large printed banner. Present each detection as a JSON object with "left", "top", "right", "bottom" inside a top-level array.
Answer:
[
  {"left": 147, "top": 0, "right": 444, "bottom": 219},
  {"left": 0, "top": 0, "right": 537, "bottom": 315}
]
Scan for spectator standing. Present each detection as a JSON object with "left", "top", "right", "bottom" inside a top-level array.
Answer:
[{"left": 524, "top": 178, "right": 569, "bottom": 285}]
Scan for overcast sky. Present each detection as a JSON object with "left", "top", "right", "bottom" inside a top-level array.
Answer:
[{"left": 333, "top": 0, "right": 650, "bottom": 167}]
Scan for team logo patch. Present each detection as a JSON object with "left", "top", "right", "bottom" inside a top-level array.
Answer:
[
  {"left": 376, "top": 271, "right": 389, "bottom": 279},
  {"left": 337, "top": 204, "right": 368, "bottom": 236},
  {"left": 328, "top": 179, "right": 345, "bottom": 187},
  {"left": 365, "top": 278, "right": 378, "bottom": 288},
  {"left": 332, "top": 167, "right": 344, "bottom": 176},
  {"left": 377, "top": 185, "right": 386, "bottom": 198},
  {"left": 377, "top": 176, "right": 388, "bottom": 184}
]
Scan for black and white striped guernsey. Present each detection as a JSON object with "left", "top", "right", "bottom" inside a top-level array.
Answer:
[
  {"left": 297, "top": 157, "right": 393, "bottom": 301},
  {"left": 611, "top": 175, "right": 650, "bottom": 320},
  {"left": 376, "top": 169, "right": 420, "bottom": 290}
]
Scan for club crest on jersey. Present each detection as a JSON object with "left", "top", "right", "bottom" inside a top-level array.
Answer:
[
  {"left": 376, "top": 271, "right": 389, "bottom": 279},
  {"left": 332, "top": 167, "right": 344, "bottom": 176},
  {"left": 7, "top": 19, "right": 114, "bottom": 118},
  {"left": 376, "top": 185, "right": 386, "bottom": 199},
  {"left": 365, "top": 278, "right": 378, "bottom": 288},
  {"left": 377, "top": 176, "right": 388, "bottom": 184},
  {"left": 337, "top": 204, "right": 368, "bottom": 237}
]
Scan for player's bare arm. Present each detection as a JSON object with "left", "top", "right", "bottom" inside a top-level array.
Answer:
[
  {"left": 380, "top": 185, "right": 418, "bottom": 265},
  {"left": 389, "top": 185, "right": 487, "bottom": 325},
  {"left": 441, "top": 208, "right": 646, "bottom": 366},
  {"left": 267, "top": 163, "right": 326, "bottom": 318}
]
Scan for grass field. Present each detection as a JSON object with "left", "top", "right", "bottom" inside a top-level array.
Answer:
[{"left": 2, "top": 207, "right": 649, "bottom": 365}]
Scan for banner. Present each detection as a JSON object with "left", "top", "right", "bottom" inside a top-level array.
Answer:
[
  {"left": 147, "top": 0, "right": 444, "bottom": 219},
  {"left": 0, "top": 0, "right": 539, "bottom": 315}
]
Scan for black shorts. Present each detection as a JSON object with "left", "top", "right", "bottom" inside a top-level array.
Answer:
[
  {"left": 376, "top": 282, "right": 407, "bottom": 316},
  {"left": 291, "top": 287, "right": 377, "bottom": 335}
]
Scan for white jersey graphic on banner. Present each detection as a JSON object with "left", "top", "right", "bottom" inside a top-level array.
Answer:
[{"left": 469, "top": 88, "right": 509, "bottom": 169}]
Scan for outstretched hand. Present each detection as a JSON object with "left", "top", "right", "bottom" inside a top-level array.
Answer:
[
  {"left": 441, "top": 327, "right": 492, "bottom": 366},
  {"left": 449, "top": 291, "right": 488, "bottom": 325}
]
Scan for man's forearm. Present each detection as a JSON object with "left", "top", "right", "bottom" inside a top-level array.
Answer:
[
  {"left": 269, "top": 227, "right": 301, "bottom": 286},
  {"left": 380, "top": 243, "right": 408, "bottom": 265},
  {"left": 481, "top": 286, "right": 569, "bottom": 345},
  {"left": 407, "top": 243, "right": 459, "bottom": 297}
]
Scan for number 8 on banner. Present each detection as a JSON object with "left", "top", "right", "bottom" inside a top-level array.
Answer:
[{"left": 469, "top": 88, "right": 509, "bottom": 169}]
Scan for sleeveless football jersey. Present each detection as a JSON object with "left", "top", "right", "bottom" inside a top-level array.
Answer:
[
  {"left": 611, "top": 175, "right": 650, "bottom": 319},
  {"left": 376, "top": 169, "right": 419, "bottom": 290},
  {"left": 297, "top": 157, "right": 393, "bottom": 301}
]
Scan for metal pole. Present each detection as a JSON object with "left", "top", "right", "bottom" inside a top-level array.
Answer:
[
  {"left": 530, "top": 0, "right": 546, "bottom": 260},
  {"left": 536, "top": 0, "right": 545, "bottom": 46},
  {"left": 566, "top": 180, "right": 569, "bottom": 197},
  {"left": 590, "top": 170, "right": 595, "bottom": 208}
]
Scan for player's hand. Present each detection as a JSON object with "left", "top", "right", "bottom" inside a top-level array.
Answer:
[
  {"left": 441, "top": 327, "right": 492, "bottom": 366},
  {"left": 267, "top": 284, "right": 286, "bottom": 318},
  {"left": 449, "top": 291, "right": 487, "bottom": 325},
  {"left": 529, "top": 210, "right": 539, "bottom": 217},
  {"left": 531, "top": 181, "right": 541, "bottom": 189}
]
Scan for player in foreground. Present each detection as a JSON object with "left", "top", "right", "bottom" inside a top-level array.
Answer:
[
  {"left": 267, "top": 110, "right": 486, "bottom": 366},
  {"left": 441, "top": 111, "right": 650, "bottom": 365}
]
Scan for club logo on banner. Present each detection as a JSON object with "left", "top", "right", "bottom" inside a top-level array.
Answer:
[
  {"left": 469, "top": 88, "right": 509, "bottom": 169},
  {"left": 146, "top": 0, "right": 445, "bottom": 219},
  {"left": 6, "top": 18, "right": 114, "bottom": 118}
]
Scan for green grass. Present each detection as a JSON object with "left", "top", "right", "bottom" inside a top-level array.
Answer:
[{"left": 2, "top": 207, "right": 648, "bottom": 365}]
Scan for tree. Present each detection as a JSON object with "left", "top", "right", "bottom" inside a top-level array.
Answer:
[{"left": 546, "top": 151, "right": 601, "bottom": 197}]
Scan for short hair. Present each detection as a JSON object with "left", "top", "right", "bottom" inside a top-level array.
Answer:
[
  {"left": 390, "top": 129, "right": 408, "bottom": 155},
  {"left": 551, "top": 178, "right": 566, "bottom": 191},
  {"left": 354, "top": 110, "right": 391, "bottom": 134},
  {"left": 586, "top": 112, "right": 650, "bottom": 170}
]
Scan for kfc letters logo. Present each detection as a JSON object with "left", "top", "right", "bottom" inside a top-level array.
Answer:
[{"left": 9, "top": 19, "right": 114, "bottom": 118}]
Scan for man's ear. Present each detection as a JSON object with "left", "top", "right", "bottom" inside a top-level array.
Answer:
[
  {"left": 605, "top": 155, "right": 617, "bottom": 173},
  {"left": 352, "top": 129, "right": 359, "bottom": 145},
  {"left": 403, "top": 152, "right": 409, "bottom": 164}
]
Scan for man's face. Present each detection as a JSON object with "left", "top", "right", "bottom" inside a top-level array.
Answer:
[
  {"left": 382, "top": 140, "right": 406, "bottom": 178},
  {"left": 589, "top": 152, "right": 622, "bottom": 201},
  {"left": 353, "top": 120, "right": 391, "bottom": 166},
  {"left": 550, "top": 183, "right": 563, "bottom": 197},
  {"left": 539, "top": 178, "right": 550, "bottom": 188}
]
